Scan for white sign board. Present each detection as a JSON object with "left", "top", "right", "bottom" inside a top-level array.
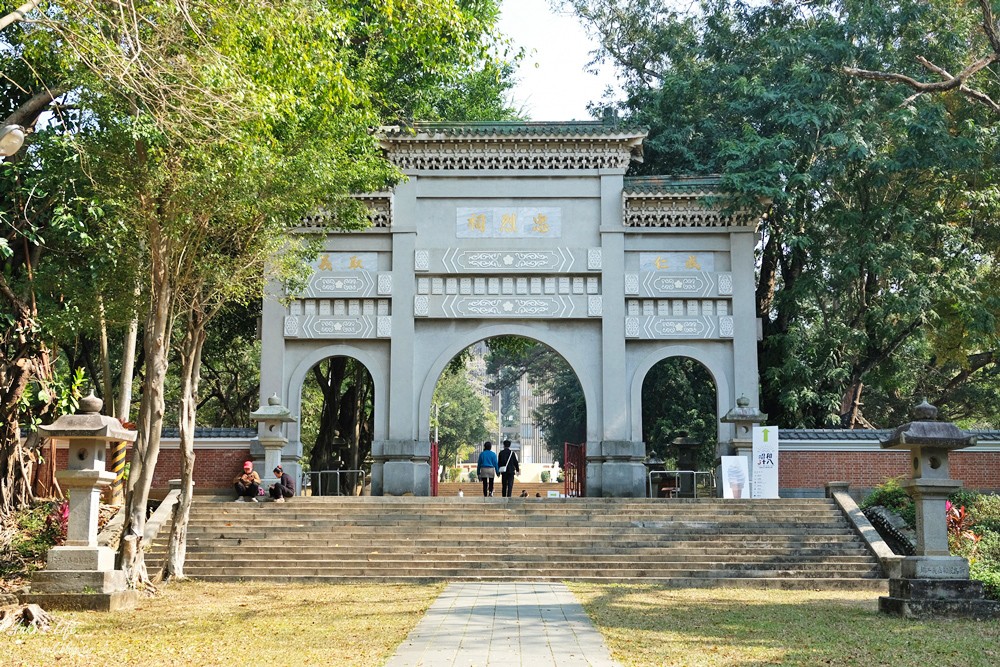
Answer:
[
  {"left": 751, "top": 426, "right": 779, "bottom": 499},
  {"left": 720, "top": 456, "right": 749, "bottom": 499}
]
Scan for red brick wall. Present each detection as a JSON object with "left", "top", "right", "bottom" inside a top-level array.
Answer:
[
  {"left": 781, "top": 450, "right": 1000, "bottom": 494},
  {"left": 55, "top": 445, "right": 252, "bottom": 495}
]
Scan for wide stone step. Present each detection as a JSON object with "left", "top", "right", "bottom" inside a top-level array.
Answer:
[
  {"left": 175, "top": 562, "right": 882, "bottom": 577},
  {"left": 161, "top": 555, "right": 880, "bottom": 572},
  {"left": 155, "top": 546, "right": 873, "bottom": 559}
]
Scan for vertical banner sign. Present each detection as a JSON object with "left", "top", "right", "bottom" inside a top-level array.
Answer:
[{"left": 751, "top": 426, "right": 779, "bottom": 499}]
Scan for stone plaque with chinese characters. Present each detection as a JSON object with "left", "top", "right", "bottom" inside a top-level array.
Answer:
[
  {"left": 639, "top": 252, "right": 715, "bottom": 272},
  {"left": 313, "top": 252, "right": 378, "bottom": 272},
  {"left": 456, "top": 207, "right": 562, "bottom": 238}
]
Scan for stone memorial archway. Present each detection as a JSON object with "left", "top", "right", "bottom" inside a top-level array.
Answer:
[{"left": 258, "top": 122, "right": 761, "bottom": 497}]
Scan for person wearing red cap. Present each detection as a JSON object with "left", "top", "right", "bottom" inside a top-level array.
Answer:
[{"left": 234, "top": 460, "right": 261, "bottom": 502}]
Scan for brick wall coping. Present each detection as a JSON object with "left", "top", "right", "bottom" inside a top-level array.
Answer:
[{"left": 779, "top": 429, "right": 1000, "bottom": 452}]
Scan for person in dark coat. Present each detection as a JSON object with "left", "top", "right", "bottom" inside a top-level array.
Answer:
[
  {"left": 498, "top": 440, "right": 521, "bottom": 498},
  {"left": 268, "top": 465, "right": 295, "bottom": 502},
  {"left": 476, "top": 441, "right": 499, "bottom": 497}
]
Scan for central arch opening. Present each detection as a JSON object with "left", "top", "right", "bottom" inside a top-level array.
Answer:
[
  {"left": 641, "top": 356, "right": 719, "bottom": 498},
  {"left": 300, "top": 355, "right": 374, "bottom": 496},
  {"left": 429, "top": 335, "right": 586, "bottom": 497}
]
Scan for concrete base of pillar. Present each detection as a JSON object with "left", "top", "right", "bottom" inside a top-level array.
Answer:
[
  {"left": 22, "top": 590, "right": 141, "bottom": 612},
  {"left": 880, "top": 577, "right": 1000, "bottom": 619},
  {"left": 597, "top": 441, "right": 646, "bottom": 498},
  {"left": 382, "top": 461, "right": 431, "bottom": 496},
  {"left": 900, "top": 556, "right": 970, "bottom": 579},
  {"left": 29, "top": 569, "right": 126, "bottom": 594},
  {"left": 46, "top": 545, "right": 116, "bottom": 571}
]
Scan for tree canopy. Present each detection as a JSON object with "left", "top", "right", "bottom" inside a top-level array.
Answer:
[{"left": 569, "top": 0, "right": 1000, "bottom": 428}]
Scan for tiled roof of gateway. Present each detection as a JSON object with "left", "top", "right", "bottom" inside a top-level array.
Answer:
[
  {"left": 380, "top": 121, "right": 647, "bottom": 138},
  {"left": 624, "top": 175, "right": 724, "bottom": 194},
  {"left": 782, "top": 428, "right": 1000, "bottom": 442}
]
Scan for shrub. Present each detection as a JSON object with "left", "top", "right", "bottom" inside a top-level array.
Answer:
[
  {"left": 467, "top": 470, "right": 478, "bottom": 483},
  {"left": 970, "top": 560, "right": 1000, "bottom": 601},
  {"left": 971, "top": 494, "right": 1000, "bottom": 533},
  {"left": 540, "top": 470, "right": 550, "bottom": 483},
  {"left": 447, "top": 467, "right": 461, "bottom": 483},
  {"left": 862, "top": 478, "right": 915, "bottom": 528},
  {"left": 949, "top": 489, "right": 981, "bottom": 510},
  {"left": 975, "top": 530, "right": 1000, "bottom": 565},
  {"left": 1, "top": 500, "right": 67, "bottom": 580},
  {"left": 556, "top": 471, "right": 564, "bottom": 483}
]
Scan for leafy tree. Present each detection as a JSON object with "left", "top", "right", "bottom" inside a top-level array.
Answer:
[
  {"left": 431, "top": 365, "right": 490, "bottom": 480},
  {"left": 3, "top": 0, "right": 517, "bottom": 580},
  {"left": 844, "top": 0, "right": 1000, "bottom": 115},
  {"left": 569, "top": 0, "right": 1000, "bottom": 429}
]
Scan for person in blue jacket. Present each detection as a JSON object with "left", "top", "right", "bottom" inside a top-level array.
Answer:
[{"left": 476, "top": 441, "right": 499, "bottom": 497}]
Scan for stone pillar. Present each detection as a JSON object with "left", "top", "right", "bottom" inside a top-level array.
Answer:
[
  {"left": 597, "top": 172, "right": 645, "bottom": 497},
  {"left": 381, "top": 178, "right": 426, "bottom": 495}
]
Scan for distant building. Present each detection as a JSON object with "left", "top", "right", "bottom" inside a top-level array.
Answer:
[{"left": 463, "top": 341, "right": 554, "bottom": 465}]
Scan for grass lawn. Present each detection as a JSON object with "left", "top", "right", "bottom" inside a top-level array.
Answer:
[
  {"left": 572, "top": 585, "right": 1000, "bottom": 667},
  {"left": 2, "top": 580, "right": 443, "bottom": 667}
]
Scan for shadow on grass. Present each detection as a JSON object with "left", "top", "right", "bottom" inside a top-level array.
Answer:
[{"left": 573, "top": 584, "right": 1000, "bottom": 667}]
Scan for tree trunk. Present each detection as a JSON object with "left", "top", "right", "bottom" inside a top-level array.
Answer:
[
  {"left": 162, "top": 303, "right": 207, "bottom": 581},
  {"left": 0, "top": 274, "right": 42, "bottom": 517},
  {"left": 120, "top": 228, "right": 173, "bottom": 588},
  {"left": 310, "top": 357, "right": 347, "bottom": 475}
]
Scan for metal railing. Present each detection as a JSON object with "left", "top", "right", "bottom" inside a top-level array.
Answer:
[
  {"left": 307, "top": 469, "right": 366, "bottom": 496},
  {"left": 648, "top": 470, "right": 716, "bottom": 499}
]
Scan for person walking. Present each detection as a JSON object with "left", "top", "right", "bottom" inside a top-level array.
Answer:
[
  {"left": 476, "top": 441, "right": 499, "bottom": 497},
  {"left": 498, "top": 439, "right": 520, "bottom": 498}
]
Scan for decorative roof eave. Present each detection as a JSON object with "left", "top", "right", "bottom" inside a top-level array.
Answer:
[
  {"left": 377, "top": 121, "right": 648, "bottom": 168},
  {"left": 297, "top": 192, "right": 393, "bottom": 231},
  {"left": 623, "top": 175, "right": 725, "bottom": 197}
]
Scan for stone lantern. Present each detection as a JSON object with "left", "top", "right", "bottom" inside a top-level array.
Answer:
[
  {"left": 721, "top": 396, "right": 767, "bottom": 489},
  {"left": 250, "top": 393, "right": 297, "bottom": 480},
  {"left": 878, "top": 400, "right": 1000, "bottom": 618},
  {"left": 26, "top": 392, "right": 138, "bottom": 611}
]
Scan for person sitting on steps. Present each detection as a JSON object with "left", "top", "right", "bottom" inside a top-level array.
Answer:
[
  {"left": 234, "top": 460, "right": 261, "bottom": 502},
  {"left": 268, "top": 465, "right": 295, "bottom": 502}
]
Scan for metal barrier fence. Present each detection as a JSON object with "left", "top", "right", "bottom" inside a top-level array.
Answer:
[
  {"left": 307, "top": 469, "right": 366, "bottom": 496},
  {"left": 648, "top": 470, "right": 717, "bottom": 499}
]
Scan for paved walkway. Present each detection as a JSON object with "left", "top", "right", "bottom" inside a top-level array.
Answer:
[{"left": 384, "top": 582, "right": 621, "bottom": 667}]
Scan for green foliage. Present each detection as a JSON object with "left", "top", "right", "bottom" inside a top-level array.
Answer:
[
  {"left": 570, "top": 0, "right": 1000, "bottom": 429},
  {"left": 432, "top": 364, "right": 490, "bottom": 478},
  {"left": 641, "top": 357, "right": 717, "bottom": 470},
  {"left": 949, "top": 489, "right": 982, "bottom": 512},
  {"left": 540, "top": 470, "right": 551, "bottom": 483},
  {"left": 970, "top": 560, "right": 1000, "bottom": 601},
  {"left": 0, "top": 500, "right": 66, "bottom": 579},
  {"left": 446, "top": 467, "right": 462, "bottom": 483},
  {"left": 972, "top": 494, "right": 1000, "bottom": 535},
  {"left": 467, "top": 470, "right": 478, "bottom": 483},
  {"left": 861, "top": 478, "right": 915, "bottom": 528}
]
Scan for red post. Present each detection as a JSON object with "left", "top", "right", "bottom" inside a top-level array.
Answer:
[{"left": 430, "top": 441, "right": 439, "bottom": 497}]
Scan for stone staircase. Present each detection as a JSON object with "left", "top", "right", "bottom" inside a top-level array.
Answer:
[{"left": 147, "top": 496, "right": 887, "bottom": 589}]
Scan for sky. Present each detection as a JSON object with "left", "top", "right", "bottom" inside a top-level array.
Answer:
[{"left": 498, "top": 0, "right": 620, "bottom": 121}]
